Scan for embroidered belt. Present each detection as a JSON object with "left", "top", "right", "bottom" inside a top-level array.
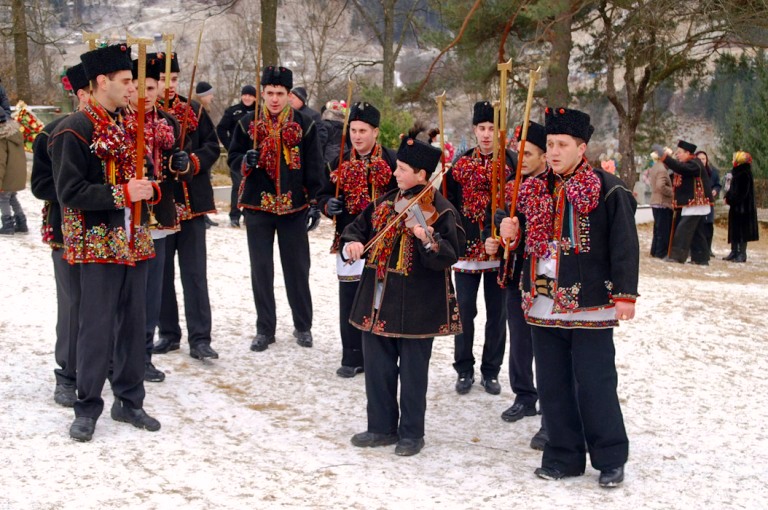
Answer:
[{"left": 534, "top": 274, "right": 555, "bottom": 298}]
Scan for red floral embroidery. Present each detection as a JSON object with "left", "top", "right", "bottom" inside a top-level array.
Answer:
[
  {"left": 248, "top": 106, "right": 303, "bottom": 180},
  {"left": 330, "top": 144, "right": 393, "bottom": 215},
  {"left": 369, "top": 199, "right": 406, "bottom": 280},
  {"left": 84, "top": 98, "right": 136, "bottom": 184}
]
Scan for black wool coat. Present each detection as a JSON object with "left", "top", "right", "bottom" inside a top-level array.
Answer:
[{"left": 725, "top": 163, "right": 759, "bottom": 244}]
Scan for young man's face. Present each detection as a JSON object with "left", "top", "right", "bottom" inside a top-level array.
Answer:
[
  {"left": 288, "top": 93, "right": 304, "bottom": 110},
  {"left": 130, "top": 78, "right": 159, "bottom": 112},
  {"left": 157, "top": 72, "right": 179, "bottom": 98},
  {"left": 676, "top": 148, "right": 693, "bottom": 162},
  {"left": 101, "top": 70, "right": 135, "bottom": 111},
  {"left": 262, "top": 85, "right": 289, "bottom": 115},
  {"left": 349, "top": 120, "right": 379, "bottom": 155},
  {"left": 521, "top": 144, "right": 547, "bottom": 177},
  {"left": 473, "top": 122, "right": 494, "bottom": 153},
  {"left": 241, "top": 94, "right": 256, "bottom": 107},
  {"left": 546, "top": 134, "right": 586, "bottom": 176},
  {"left": 394, "top": 160, "right": 426, "bottom": 191}
]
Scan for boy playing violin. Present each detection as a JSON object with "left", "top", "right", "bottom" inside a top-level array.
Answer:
[{"left": 341, "top": 125, "right": 465, "bottom": 456}]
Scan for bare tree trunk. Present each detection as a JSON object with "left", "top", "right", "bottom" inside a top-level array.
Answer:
[
  {"left": 11, "top": 0, "right": 31, "bottom": 102},
  {"left": 617, "top": 120, "right": 638, "bottom": 189},
  {"left": 261, "top": 0, "right": 279, "bottom": 67},
  {"left": 546, "top": 9, "right": 573, "bottom": 106},
  {"left": 382, "top": 0, "right": 396, "bottom": 97}
]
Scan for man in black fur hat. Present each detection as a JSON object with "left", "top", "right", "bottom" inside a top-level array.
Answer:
[
  {"left": 50, "top": 44, "right": 161, "bottom": 441},
  {"left": 227, "top": 65, "right": 324, "bottom": 352},
  {"left": 30, "top": 63, "right": 90, "bottom": 408},
  {"left": 446, "top": 100, "right": 515, "bottom": 397},
  {"left": 651, "top": 139, "right": 712, "bottom": 264},
  {"left": 317, "top": 101, "right": 397, "bottom": 378},
  {"left": 341, "top": 126, "right": 464, "bottom": 457},
  {"left": 216, "top": 84, "right": 258, "bottom": 227},
  {"left": 502, "top": 107, "right": 638, "bottom": 487},
  {"left": 151, "top": 51, "right": 221, "bottom": 361},
  {"left": 486, "top": 121, "right": 549, "bottom": 447}
]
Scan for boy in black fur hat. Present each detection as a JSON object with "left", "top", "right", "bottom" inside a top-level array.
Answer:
[
  {"left": 501, "top": 107, "right": 638, "bottom": 487},
  {"left": 340, "top": 125, "right": 464, "bottom": 457}
]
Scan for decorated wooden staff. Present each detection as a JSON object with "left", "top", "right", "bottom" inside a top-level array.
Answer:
[
  {"left": 496, "top": 59, "right": 512, "bottom": 218},
  {"left": 436, "top": 90, "right": 447, "bottom": 196},
  {"left": 503, "top": 66, "right": 541, "bottom": 259},
  {"left": 490, "top": 100, "right": 500, "bottom": 239},
  {"left": 82, "top": 32, "right": 99, "bottom": 50},
  {"left": 161, "top": 33, "right": 174, "bottom": 113},
  {"left": 253, "top": 21, "right": 263, "bottom": 150},
  {"left": 332, "top": 77, "right": 355, "bottom": 227},
  {"left": 178, "top": 22, "right": 205, "bottom": 149},
  {"left": 127, "top": 35, "right": 154, "bottom": 228}
]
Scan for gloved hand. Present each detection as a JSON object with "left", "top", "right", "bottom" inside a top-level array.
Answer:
[
  {"left": 651, "top": 144, "right": 665, "bottom": 159},
  {"left": 306, "top": 204, "right": 321, "bottom": 231},
  {"left": 170, "top": 150, "right": 189, "bottom": 173},
  {"left": 245, "top": 149, "right": 260, "bottom": 168},
  {"left": 493, "top": 208, "right": 507, "bottom": 229},
  {"left": 326, "top": 197, "right": 344, "bottom": 216}
]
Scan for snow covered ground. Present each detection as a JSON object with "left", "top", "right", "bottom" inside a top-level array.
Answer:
[{"left": 1, "top": 188, "right": 767, "bottom": 509}]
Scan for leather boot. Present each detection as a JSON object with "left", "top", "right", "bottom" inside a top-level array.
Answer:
[
  {"left": 734, "top": 242, "right": 747, "bottom": 262},
  {"left": 0, "top": 215, "right": 14, "bottom": 235},
  {"left": 13, "top": 213, "right": 28, "bottom": 233},
  {"left": 722, "top": 243, "right": 737, "bottom": 261}
]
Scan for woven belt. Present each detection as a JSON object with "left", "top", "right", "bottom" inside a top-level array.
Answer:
[{"left": 534, "top": 274, "right": 555, "bottom": 298}]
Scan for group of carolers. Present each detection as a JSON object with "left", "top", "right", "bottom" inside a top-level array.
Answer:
[{"left": 33, "top": 43, "right": 640, "bottom": 489}]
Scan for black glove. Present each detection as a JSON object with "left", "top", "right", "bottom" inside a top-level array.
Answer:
[
  {"left": 245, "top": 149, "right": 260, "bottom": 168},
  {"left": 494, "top": 208, "right": 507, "bottom": 229},
  {"left": 306, "top": 205, "right": 321, "bottom": 232},
  {"left": 651, "top": 144, "right": 665, "bottom": 159},
  {"left": 326, "top": 197, "right": 344, "bottom": 216},
  {"left": 170, "top": 150, "right": 189, "bottom": 173}
]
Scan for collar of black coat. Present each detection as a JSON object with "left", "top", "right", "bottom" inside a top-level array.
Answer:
[{"left": 400, "top": 184, "right": 427, "bottom": 198}]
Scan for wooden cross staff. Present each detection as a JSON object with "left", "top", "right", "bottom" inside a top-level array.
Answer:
[
  {"left": 82, "top": 32, "right": 100, "bottom": 50},
  {"left": 161, "top": 33, "right": 174, "bottom": 113},
  {"left": 127, "top": 35, "right": 153, "bottom": 228},
  {"left": 496, "top": 58, "right": 512, "bottom": 213},
  {"left": 435, "top": 90, "right": 447, "bottom": 196}
]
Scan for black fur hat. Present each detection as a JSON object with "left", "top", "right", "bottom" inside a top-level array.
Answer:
[
  {"left": 677, "top": 139, "right": 697, "bottom": 153},
  {"left": 349, "top": 102, "right": 380, "bottom": 128},
  {"left": 64, "top": 64, "right": 89, "bottom": 93},
  {"left": 472, "top": 101, "right": 494, "bottom": 125},
  {"left": 397, "top": 123, "right": 443, "bottom": 176},
  {"left": 544, "top": 107, "right": 594, "bottom": 143},
  {"left": 131, "top": 58, "right": 161, "bottom": 82},
  {"left": 516, "top": 121, "right": 547, "bottom": 153},
  {"left": 80, "top": 44, "right": 133, "bottom": 81},
  {"left": 262, "top": 66, "right": 293, "bottom": 90},
  {"left": 150, "top": 52, "right": 180, "bottom": 73}
]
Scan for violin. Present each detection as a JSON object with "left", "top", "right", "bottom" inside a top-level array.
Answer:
[{"left": 394, "top": 186, "right": 438, "bottom": 245}]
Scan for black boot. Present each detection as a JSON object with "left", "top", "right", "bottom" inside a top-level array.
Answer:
[
  {"left": 13, "top": 213, "right": 28, "bottom": 233},
  {"left": 0, "top": 215, "right": 14, "bottom": 235},
  {"left": 722, "top": 243, "right": 737, "bottom": 261},
  {"left": 734, "top": 242, "right": 747, "bottom": 262}
]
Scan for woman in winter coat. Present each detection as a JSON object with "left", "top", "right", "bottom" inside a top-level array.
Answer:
[
  {"left": 723, "top": 151, "right": 759, "bottom": 262},
  {"left": 0, "top": 80, "right": 29, "bottom": 235},
  {"left": 695, "top": 151, "right": 721, "bottom": 257}
]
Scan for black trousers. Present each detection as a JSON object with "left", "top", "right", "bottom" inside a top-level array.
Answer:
[
  {"left": 145, "top": 236, "right": 167, "bottom": 361},
  {"left": 159, "top": 216, "right": 213, "bottom": 346},
  {"left": 52, "top": 250, "right": 80, "bottom": 386},
  {"left": 339, "top": 280, "right": 363, "bottom": 367},
  {"left": 244, "top": 210, "right": 312, "bottom": 335},
  {"left": 75, "top": 262, "right": 147, "bottom": 419},
  {"left": 362, "top": 332, "right": 434, "bottom": 440},
  {"left": 670, "top": 214, "right": 707, "bottom": 263},
  {"left": 230, "top": 167, "right": 242, "bottom": 221},
  {"left": 532, "top": 326, "right": 628, "bottom": 474},
  {"left": 506, "top": 286, "right": 537, "bottom": 406},
  {"left": 453, "top": 271, "right": 506, "bottom": 378},
  {"left": 650, "top": 207, "right": 673, "bottom": 258}
]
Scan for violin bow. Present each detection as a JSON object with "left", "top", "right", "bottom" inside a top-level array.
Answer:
[
  {"left": 436, "top": 90, "right": 447, "bottom": 196},
  {"left": 179, "top": 21, "right": 205, "bottom": 149}
]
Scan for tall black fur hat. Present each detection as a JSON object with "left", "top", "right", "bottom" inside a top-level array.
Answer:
[
  {"left": 80, "top": 44, "right": 133, "bottom": 81},
  {"left": 262, "top": 66, "right": 293, "bottom": 90},
  {"left": 64, "top": 64, "right": 89, "bottom": 93},
  {"left": 544, "top": 107, "right": 594, "bottom": 143},
  {"left": 677, "top": 139, "right": 697, "bottom": 153},
  {"left": 515, "top": 121, "right": 547, "bottom": 152},
  {"left": 131, "top": 58, "right": 161, "bottom": 82},
  {"left": 473, "top": 101, "right": 494, "bottom": 125},
  {"left": 151, "top": 52, "right": 180, "bottom": 73},
  {"left": 349, "top": 102, "right": 380, "bottom": 128},
  {"left": 397, "top": 123, "right": 443, "bottom": 176}
]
